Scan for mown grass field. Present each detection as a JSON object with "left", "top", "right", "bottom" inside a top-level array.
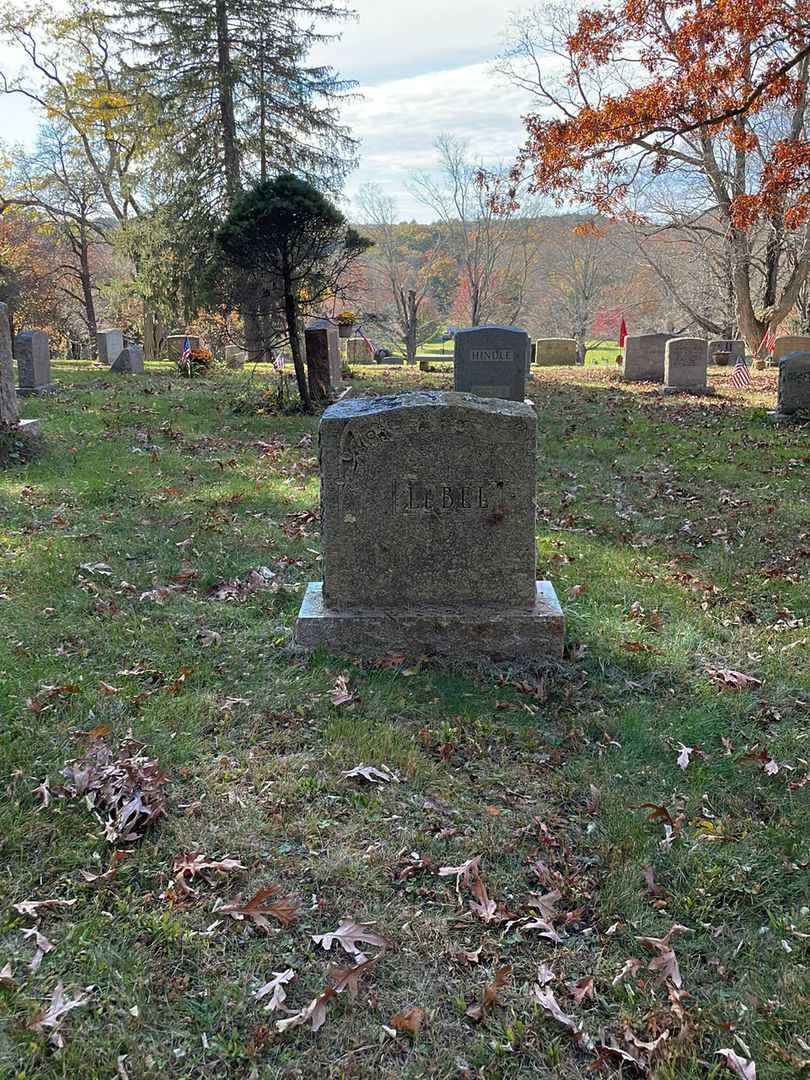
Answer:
[{"left": 1, "top": 359, "right": 808, "bottom": 1079}]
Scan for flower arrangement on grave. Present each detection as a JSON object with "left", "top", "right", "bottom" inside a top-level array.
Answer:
[
  {"left": 177, "top": 347, "right": 214, "bottom": 378},
  {"left": 335, "top": 310, "right": 357, "bottom": 338}
]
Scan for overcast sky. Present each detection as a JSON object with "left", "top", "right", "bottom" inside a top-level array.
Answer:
[{"left": 1, "top": 0, "right": 537, "bottom": 222}]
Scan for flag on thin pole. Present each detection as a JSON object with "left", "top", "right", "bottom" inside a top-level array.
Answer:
[
  {"left": 761, "top": 327, "right": 776, "bottom": 357},
  {"left": 356, "top": 324, "right": 376, "bottom": 356},
  {"left": 181, "top": 336, "right": 192, "bottom": 361},
  {"left": 618, "top": 317, "right": 627, "bottom": 347},
  {"left": 730, "top": 355, "right": 751, "bottom": 389}
]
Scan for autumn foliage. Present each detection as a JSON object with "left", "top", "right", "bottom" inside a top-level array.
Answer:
[{"left": 517, "top": 0, "right": 810, "bottom": 230}]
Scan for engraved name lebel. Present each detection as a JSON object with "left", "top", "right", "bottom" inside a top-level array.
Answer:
[
  {"left": 392, "top": 480, "right": 505, "bottom": 512},
  {"left": 469, "top": 349, "right": 514, "bottom": 362}
]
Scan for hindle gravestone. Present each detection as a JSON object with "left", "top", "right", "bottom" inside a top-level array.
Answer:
[
  {"left": 14, "top": 331, "right": 51, "bottom": 394},
  {"left": 295, "top": 391, "right": 564, "bottom": 662},
  {"left": 454, "top": 325, "right": 530, "bottom": 401},
  {"left": 664, "top": 337, "right": 714, "bottom": 395},
  {"left": 623, "top": 333, "right": 672, "bottom": 382}
]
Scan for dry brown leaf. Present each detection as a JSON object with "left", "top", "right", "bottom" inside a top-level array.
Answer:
[
  {"left": 586, "top": 784, "right": 601, "bottom": 815},
  {"left": 390, "top": 1007, "right": 424, "bottom": 1035},
  {"left": 708, "top": 669, "right": 763, "bottom": 691},
  {"left": 328, "top": 953, "right": 382, "bottom": 997},
  {"left": 220, "top": 885, "right": 298, "bottom": 930},
  {"left": 531, "top": 985, "right": 582, "bottom": 1036},
  {"left": 312, "top": 919, "right": 391, "bottom": 955},
  {"left": 716, "top": 1048, "right": 757, "bottom": 1079},
  {"left": 527, "top": 889, "right": 561, "bottom": 922},
  {"left": 612, "top": 958, "right": 642, "bottom": 985},
  {"left": 565, "top": 976, "right": 594, "bottom": 1004},
  {"left": 22, "top": 928, "right": 53, "bottom": 972},
  {"left": 469, "top": 877, "right": 499, "bottom": 923},
  {"left": 172, "top": 851, "right": 246, "bottom": 897},
  {"left": 329, "top": 675, "right": 353, "bottom": 706},
  {"left": 343, "top": 763, "right": 398, "bottom": 784},
  {"left": 465, "top": 964, "right": 511, "bottom": 1021},
  {"left": 0, "top": 962, "right": 16, "bottom": 988},
  {"left": 648, "top": 948, "right": 682, "bottom": 988},
  {"left": 275, "top": 987, "right": 335, "bottom": 1033},
  {"left": 438, "top": 855, "right": 481, "bottom": 894},
  {"left": 451, "top": 945, "right": 482, "bottom": 965},
  {"left": 29, "top": 982, "right": 93, "bottom": 1048},
  {"left": 255, "top": 969, "right": 295, "bottom": 1011},
  {"left": 643, "top": 864, "right": 666, "bottom": 901},
  {"left": 12, "top": 898, "right": 77, "bottom": 918},
  {"left": 536, "top": 962, "right": 555, "bottom": 986}
]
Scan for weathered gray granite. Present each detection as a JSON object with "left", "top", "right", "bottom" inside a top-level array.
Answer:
[
  {"left": 664, "top": 337, "right": 714, "bottom": 395},
  {"left": 774, "top": 335, "right": 810, "bottom": 365},
  {"left": 535, "top": 338, "right": 577, "bottom": 366},
  {"left": 708, "top": 338, "right": 744, "bottom": 363},
  {"left": 111, "top": 345, "right": 144, "bottom": 374},
  {"left": 295, "top": 391, "right": 564, "bottom": 663},
  {"left": 97, "top": 329, "right": 124, "bottom": 366},
  {"left": 623, "top": 333, "right": 672, "bottom": 382},
  {"left": 454, "top": 325, "right": 530, "bottom": 401},
  {"left": 305, "top": 319, "right": 342, "bottom": 399},
  {"left": 771, "top": 352, "right": 810, "bottom": 418},
  {"left": 224, "top": 345, "right": 247, "bottom": 368},
  {"left": 0, "top": 302, "right": 20, "bottom": 426},
  {"left": 14, "top": 331, "right": 51, "bottom": 393}
]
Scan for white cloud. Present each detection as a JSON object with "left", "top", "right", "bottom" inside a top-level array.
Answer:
[{"left": 341, "top": 61, "right": 535, "bottom": 220}]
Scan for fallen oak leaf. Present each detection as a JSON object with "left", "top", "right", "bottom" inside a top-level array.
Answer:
[
  {"left": 172, "top": 851, "right": 247, "bottom": 896},
  {"left": 329, "top": 675, "right": 353, "bottom": 706},
  {"left": 12, "top": 898, "right": 77, "bottom": 918},
  {"left": 275, "top": 987, "right": 336, "bottom": 1033},
  {"left": 612, "top": 958, "right": 642, "bottom": 986},
  {"left": 0, "top": 962, "right": 16, "bottom": 988},
  {"left": 527, "top": 889, "right": 562, "bottom": 922},
  {"left": 312, "top": 919, "right": 391, "bottom": 955},
  {"left": 220, "top": 886, "right": 298, "bottom": 930},
  {"left": 328, "top": 952, "right": 383, "bottom": 998},
  {"left": 565, "top": 976, "right": 594, "bottom": 1005},
  {"left": 390, "top": 1006, "right": 424, "bottom": 1035},
  {"left": 22, "top": 928, "right": 53, "bottom": 972},
  {"left": 530, "top": 985, "right": 584, "bottom": 1038},
  {"left": 648, "top": 948, "right": 682, "bottom": 989},
  {"left": 438, "top": 855, "right": 481, "bottom": 895},
  {"left": 255, "top": 969, "right": 296, "bottom": 1012},
  {"left": 343, "top": 763, "right": 399, "bottom": 785},
  {"left": 707, "top": 669, "right": 763, "bottom": 691},
  {"left": 716, "top": 1048, "right": 757, "bottom": 1079},
  {"left": 29, "top": 982, "right": 93, "bottom": 1048},
  {"left": 465, "top": 963, "right": 512, "bottom": 1021},
  {"left": 469, "top": 877, "right": 500, "bottom": 924}
]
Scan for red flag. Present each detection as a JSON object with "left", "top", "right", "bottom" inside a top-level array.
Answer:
[
  {"left": 761, "top": 327, "right": 776, "bottom": 356},
  {"left": 618, "top": 317, "right": 627, "bottom": 347}
]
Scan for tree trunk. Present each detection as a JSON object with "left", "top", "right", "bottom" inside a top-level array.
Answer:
[
  {"left": 215, "top": 0, "right": 240, "bottom": 203},
  {"left": 282, "top": 263, "right": 311, "bottom": 411},
  {"left": 78, "top": 228, "right": 98, "bottom": 342},
  {"left": 405, "top": 289, "right": 418, "bottom": 365},
  {"left": 0, "top": 302, "right": 20, "bottom": 427}
]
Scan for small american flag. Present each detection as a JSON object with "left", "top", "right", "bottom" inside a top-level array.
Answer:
[
  {"left": 273, "top": 353, "right": 286, "bottom": 371},
  {"left": 730, "top": 355, "right": 751, "bottom": 389},
  {"left": 181, "top": 336, "right": 192, "bottom": 361},
  {"left": 762, "top": 327, "right": 776, "bottom": 356}
]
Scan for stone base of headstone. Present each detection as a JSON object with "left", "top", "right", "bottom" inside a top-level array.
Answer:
[
  {"left": 295, "top": 581, "right": 565, "bottom": 664},
  {"left": 767, "top": 410, "right": 809, "bottom": 424},
  {"left": 16, "top": 383, "right": 55, "bottom": 396},
  {"left": 662, "top": 385, "right": 716, "bottom": 396}
]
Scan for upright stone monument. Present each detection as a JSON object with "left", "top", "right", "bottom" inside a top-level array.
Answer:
[
  {"left": 708, "top": 339, "right": 744, "bottom": 364},
  {"left": 772, "top": 352, "right": 810, "bottom": 419},
  {"left": 774, "top": 335, "right": 810, "bottom": 365},
  {"left": 97, "top": 329, "right": 124, "bottom": 366},
  {"left": 1, "top": 303, "right": 39, "bottom": 436},
  {"left": 111, "top": 345, "right": 145, "bottom": 374},
  {"left": 305, "top": 319, "right": 342, "bottom": 400},
  {"left": 166, "top": 334, "right": 201, "bottom": 360},
  {"left": 454, "top": 325, "right": 530, "bottom": 401},
  {"left": 622, "top": 333, "right": 672, "bottom": 382},
  {"left": 295, "top": 391, "right": 564, "bottom": 663},
  {"left": 347, "top": 337, "right": 374, "bottom": 364},
  {"left": 535, "top": 338, "right": 577, "bottom": 367},
  {"left": 14, "top": 331, "right": 51, "bottom": 394},
  {"left": 224, "top": 345, "right": 247, "bottom": 369},
  {"left": 663, "top": 337, "right": 714, "bottom": 395}
]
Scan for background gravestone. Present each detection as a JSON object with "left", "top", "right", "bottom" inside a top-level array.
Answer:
[
  {"left": 305, "top": 319, "right": 342, "bottom": 399},
  {"left": 97, "top": 329, "right": 124, "bottom": 366},
  {"left": 622, "top": 333, "right": 672, "bottom": 382},
  {"left": 454, "top": 325, "right": 529, "bottom": 401},
  {"left": 224, "top": 345, "right": 246, "bottom": 368},
  {"left": 774, "top": 335, "right": 810, "bottom": 365},
  {"left": 535, "top": 338, "right": 577, "bottom": 366},
  {"left": 664, "top": 337, "right": 714, "bottom": 395},
  {"left": 774, "top": 352, "right": 810, "bottom": 417},
  {"left": 347, "top": 337, "right": 374, "bottom": 363},
  {"left": 14, "top": 331, "right": 51, "bottom": 393},
  {"left": 111, "top": 345, "right": 144, "bottom": 374},
  {"left": 1, "top": 302, "right": 39, "bottom": 435},
  {"left": 166, "top": 334, "right": 201, "bottom": 360},
  {"left": 295, "top": 391, "right": 564, "bottom": 662},
  {"left": 708, "top": 338, "right": 744, "bottom": 364}
]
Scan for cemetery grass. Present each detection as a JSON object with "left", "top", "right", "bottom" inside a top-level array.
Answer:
[{"left": 1, "top": 359, "right": 808, "bottom": 1079}]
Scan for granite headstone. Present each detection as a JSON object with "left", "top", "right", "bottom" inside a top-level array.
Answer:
[
  {"left": 305, "top": 319, "right": 342, "bottom": 399},
  {"left": 774, "top": 335, "right": 810, "bottom": 365},
  {"left": 453, "top": 325, "right": 530, "bottom": 401},
  {"left": 535, "top": 338, "right": 577, "bottom": 367},
  {"left": 708, "top": 338, "right": 744, "bottom": 364},
  {"left": 111, "top": 345, "right": 144, "bottom": 374},
  {"left": 775, "top": 352, "right": 810, "bottom": 417},
  {"left": 97, "top": 329, "right": 124, "bottom": 366},
  {"left": 14, "top": 330, "right": 51, "bottom": 393},
  {"left": 224, "top": 345, "right": 247, "bottom": 369},
  {"left": 166, "top": 334, "right": 201, "bottom": 360},
  {"left": 295, "top": 391, "right": 564, "bottom": 662},
  {"left": 623, "top": 333, "right": 672, "bottom": 382},
  {"left": 664, "top": 337, "right": 714, "bottom": 394}
]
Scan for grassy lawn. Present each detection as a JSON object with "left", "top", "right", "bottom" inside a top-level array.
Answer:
[{"left": 1, "top": 360, "right": 809, "bottom": 1079}]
